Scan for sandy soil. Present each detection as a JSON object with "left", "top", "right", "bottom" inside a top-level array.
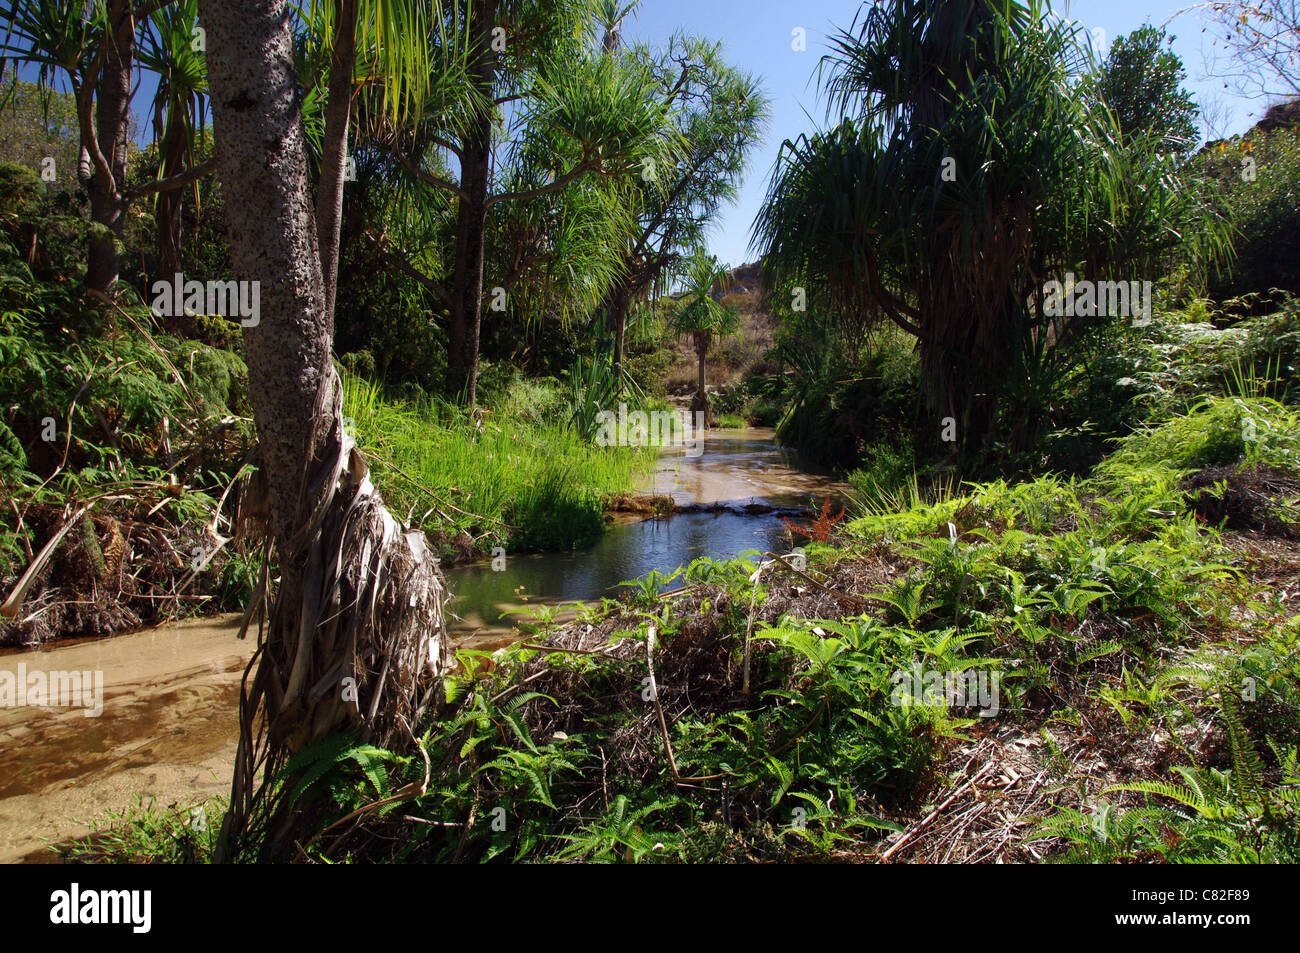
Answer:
[
  {"left": 0, "top": 614, "right": 533, "bottom": 862},
  {"left": 0, "top": 613, "right": 251, "bottom": 863}
]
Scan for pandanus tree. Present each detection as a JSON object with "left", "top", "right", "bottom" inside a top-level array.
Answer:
[
  {"left": 601, "top": 33, "right": 767, "bottom": 386},
  {"left": 753, "top": 0, "right": 1231, "bottom": 454},
  {"left": 480, "top": 131, "right": 640, "bottom": 345},
  {"left": 136, "top": 0, "right": 209, "bottom": 280},
  {"left": 3, "top": 0, "right": 217, "bottom": 293},
  {"left": 4, "top": 0, "right": 137, "bottom": 292},
  {"left": 670, "top": 249, "right": 738, "bottom": 428},
  {"left": 374, "top": 0, "right": 676, "bottom": 406},
  {"left": 595, "top": 0, "right": 638, "bottom": 54},
  {"left": 369, "top": 53, "right": 650, "bottom": 379},
  {"left": 301, "top": 0, "right": 443, "bottom": 327},
  {"left": 197, "top": 0, "right": 453, "bottom": 860}
]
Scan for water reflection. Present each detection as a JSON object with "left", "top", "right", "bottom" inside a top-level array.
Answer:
[{"left": 447, "top": 427, "right": 848, "bottom": 635}]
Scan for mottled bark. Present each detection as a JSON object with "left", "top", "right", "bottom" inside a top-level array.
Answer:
[
  {"left": 153, "top": 109, "right": 187, "bottom": 282},
  {"left": 202, "top": 2, "right": 333, "bottom": 529},
  {"left": 692, "top": 331, "right": 714, "bottom": 428},
  {"left": 84, "top": 0, "right": 135, "bottom": 293},
  {"left": 200, "top": 0, "right": 448, "bottom": 860},
  {"left": 606, "top": 285, "right": 629, "bottom": 385},
  {"left": 446, "top": 0, "right": 496, "bottom": 407}
]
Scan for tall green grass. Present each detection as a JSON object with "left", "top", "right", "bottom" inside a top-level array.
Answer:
[{"left": 341, "top": 374, "right": 656, "bottom": 555}]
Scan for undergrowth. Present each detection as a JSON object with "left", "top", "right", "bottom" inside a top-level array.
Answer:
[
  {"left": 341, "top": 373, "right": 658, "bottom": 557},
  {"left": 101, "top": 393, "right": 1289, "bottom": 864}
]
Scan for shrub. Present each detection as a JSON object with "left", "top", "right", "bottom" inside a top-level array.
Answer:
[{"left": 1199, "top": 125, "right": 1300, "bottom": 300}]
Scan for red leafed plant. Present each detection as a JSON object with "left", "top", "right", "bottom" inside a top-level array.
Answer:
[{"left": 784, "top": 496, "right": 846, "bottom": 543}]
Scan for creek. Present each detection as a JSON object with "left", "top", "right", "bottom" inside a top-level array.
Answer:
[{"left": 0, "top": 427, "right": 845, "bottom": 861}]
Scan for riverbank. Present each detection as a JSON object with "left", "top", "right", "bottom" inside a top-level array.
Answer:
[
  {"left": 0, "top": 425, "right": 845, "bottom": 860},
  {"left": 443, "top": 427, "right": 846, "bottom": 637},
  {"left": 343, "top": 373, "right": 672, "bottom": 561},
  {"left": 18, "top": 396, "right": 1298, "bottom": 864},
  {"left": 412, "top": 396, "right": 1296, "bottom": 863},
  {"left": 0, "top": 373, "right": 667, "bottom": 647},
  {"left": 205, "top": 396, "right": 1298, "bottom": 863}
]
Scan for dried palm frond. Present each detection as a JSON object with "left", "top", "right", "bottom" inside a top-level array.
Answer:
[{"left": 219, "top": 368, "right": 449, "bottom": 861}]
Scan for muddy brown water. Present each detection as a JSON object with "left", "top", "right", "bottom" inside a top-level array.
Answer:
[
  {"left": 0, "top": 428, "right": 846, "bottom": 862},
  {"left": 0, "top": 614, "right": 251, "bottom": 862}
]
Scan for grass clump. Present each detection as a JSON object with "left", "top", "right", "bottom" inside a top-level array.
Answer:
[
  {"left": 341, "top": 373, "right": 658, "bottom": 557},
  {"left": 54, "top": 796, "right": 226, "bottom": 864}
]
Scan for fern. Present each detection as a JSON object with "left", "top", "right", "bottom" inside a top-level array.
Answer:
[{"left": 279, "top": 734, "right": 397, "bottom": 810}]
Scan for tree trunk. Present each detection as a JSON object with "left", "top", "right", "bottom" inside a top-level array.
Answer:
[
  {"left": 691, "top": 332, "right": 714, "bottom": 428},
  {"left": 445, "top": 0, "right": 496, "bottom": 407},
  {"left": 607, "top": 284, "right": 629, "bottom": 387},
  {"left": 316, "top": 0, "right": 359, "bottom": 327},
  {"left": 199, "top": 0, "right": 449, "bottom": 861},
  {"left": 154, "top": 188, "right": 183, "bottom": 279},
  {"left": 447, "top": 132, "right": 489, "bottom": 405},
  {"left": 918, "top": 228, "right": 1022, "bottom": 455},
  {"left": 154, "top": 112, "right": 187, "bottom": 282},
  {"left": 84, "top": 0, "right": 135, "bottom": 293}
]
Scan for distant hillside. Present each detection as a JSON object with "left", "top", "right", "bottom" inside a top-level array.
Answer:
[
  {"left": 1255, "top": 96, "right": 1300, "bottom": 135},
  {"left": 1197, "top": 94, "right": 1300, "bottom": 300},
  {"left": 1202, "top": 94, "right": 1300, "bottom": 153},
  {"left": 661, "top": 260, "right": 781, "bottom": 395},
  {"left": 724, "top": 260, "right": 764, "bottom": 297}
]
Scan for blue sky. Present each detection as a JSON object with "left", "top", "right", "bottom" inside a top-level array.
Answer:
[{"left": 623, "top": 0, "right": 1270, "bottom": 267}]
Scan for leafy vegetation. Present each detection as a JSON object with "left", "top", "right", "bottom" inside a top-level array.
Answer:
[
  {"left": 99, "top": 389, "right": 1285, "bottom": 864},
  {"left": 4, "top": 0, "right": 1300, "bottom": 868},
  {"left": 341, "top": 372, "right": 657, "bottom": 555}
]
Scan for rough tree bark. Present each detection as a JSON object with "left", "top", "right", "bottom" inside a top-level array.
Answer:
[
  {"left": 83, "top": 0, "right": 136, "bottom": 293},
  {"left": 198, "top": 0, "right": 450, "bottom": 861},
  {"left": 605, "top": 284, "right": 631, "bottom": 386},
  {"left": 153, "top": 110, "right": 186, "bottom": 281},
  {"left": 316, "top": 0, "right": 359, "bottom": 326},
  {"left": 691, "top": 331, "right": 714, "bottom": 428},
  {"left": 446, "top": 0, "right": 496, "bottom": 407}
]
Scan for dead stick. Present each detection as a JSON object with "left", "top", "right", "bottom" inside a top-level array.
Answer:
[
  {"left": 880, "top": 762, "right": 996, "bottom": 862},
  {"left": 645, "top": 625, "right": 728, "bottom": 784}
]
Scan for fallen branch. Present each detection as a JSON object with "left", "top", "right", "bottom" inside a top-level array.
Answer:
[
  {"left": 1, "top": 502, "right": 92, "bottom": 619},
  {"left": 879, "top": 760, "right": 997, "bottom": 862}
]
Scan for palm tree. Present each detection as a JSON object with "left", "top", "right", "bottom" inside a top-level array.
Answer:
[
  {"left": 137, "top": 0, "right": 209, "bottom": 280},
  {"left": 597, "top": 0, "right": 639, "bottom": 53},
  {"left": 601, "top": 35, "right": 767, "bottom": 387},
  {"left": 4, "top": 0, "right": 217, "bottom": 293},
  {"left": 753, "top": 0, "right": 1230, "bottom": 453},
  {"left": 375, "top": 0, "right": 677, "bottom": 405},
  {"left": 197, "top": 0, "right": 450, "bottom": 860},
  {"left": 309, "top": 0, "right": 438, "bottom": 326},
  {"left": 5, "top": 0, "right": 133, "bottom": 292},
  {"left": 670, "top": 249, "right": 738, "bottom": 428}
]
